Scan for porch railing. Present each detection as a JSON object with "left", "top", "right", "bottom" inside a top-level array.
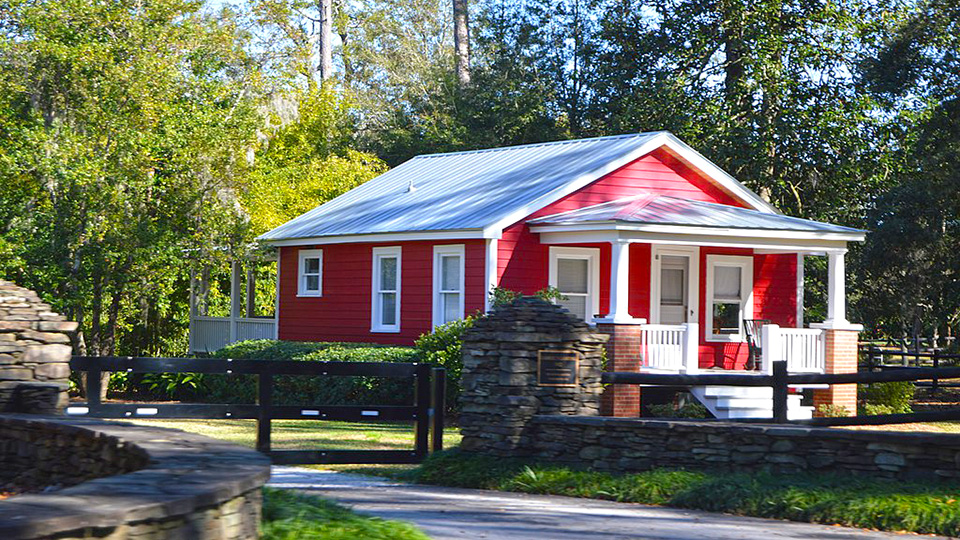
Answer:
[
  {"left": 761, "top": 324, "right": 826, "bottom": 374},
  {"left": 640, "top": 323, "right": 699, "bottom": 373},
  {"left": 190, "top": 315, "right": 276, "bottom": 353}
]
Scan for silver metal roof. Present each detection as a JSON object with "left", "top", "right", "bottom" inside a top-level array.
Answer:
[
  {"left": 528, "top": 194, "right": 864, "bottom": 235},
  {"left": 258, "top": 132, "right": 677, "bottom": 241}
]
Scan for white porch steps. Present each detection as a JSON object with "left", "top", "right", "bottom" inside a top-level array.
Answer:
[{"left": 690, "top": 385, "right": 814, "bottom": 420}]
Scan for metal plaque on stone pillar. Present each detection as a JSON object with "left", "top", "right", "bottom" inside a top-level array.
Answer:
[{"left": 537, "top": 350, "right": 579, "bottom": 386}]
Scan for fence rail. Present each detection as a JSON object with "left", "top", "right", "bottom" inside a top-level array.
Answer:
[
  {"left": 69, "top": 356, "right": 445, "bottom": 465},
  {"left": 602, "top": 363, "right": 960, "bottom": 426}
]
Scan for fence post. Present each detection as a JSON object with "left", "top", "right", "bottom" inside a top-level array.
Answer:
[
  {"left": 86, "top": 358, "right": 102, "bottom": 412},
  {"left": 772, "top": 360, "right": 788, "bottom": 423},
  {"left": 761, "top": 324, "right": 781, "bottom": 375},
  {"left": 256, "top": 372, "right": 273, "bottom": 455},
  {"left": 431, "top": 367, "right": 446, "bottom": 453},
  {"left": 933, "top": 349, "right": 941, "bottom": 394},
  {"left": 681, "top": 322, "right": 699, "bottom": 374},
  {"left": 414, "top": 364, "right": 431, "bottom": 460}
]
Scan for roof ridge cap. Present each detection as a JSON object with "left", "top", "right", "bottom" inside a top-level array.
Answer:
[
  {"left": 613, "top": 193, "right": 659, "bottom": 220},
  {"left": 414, "top": 131, "right": 666, "bottom": 159}
]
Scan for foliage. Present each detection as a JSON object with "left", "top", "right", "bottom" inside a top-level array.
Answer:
[
  {"left": 488, "top": 286, "right": 568, "bottom": 308},
  {"left": 413, "top": 317, "right": 475, "bottom": 411},
  {"left": 860, "top": 381, "right": 915, "bottom": 415},
  {"left": 261, "top": 488, "right": 429, "bottom": 540},
  {"left": 646, "top": 402, "right": 709, "bottom": 419},
  {"left": 411, "top": 450, "right": 960, "bottom": 536},
  {"left": 204, "top": 340, "right": 418, "bottom": 406},
  {"left": 861, "top": 403, "right": 896, "bottom": 416},
  {"left": 816, "top": 404, "right": 851, "bottom": 418}
]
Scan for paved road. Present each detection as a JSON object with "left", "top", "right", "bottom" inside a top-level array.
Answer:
[{"left": 269, "top": 466, "right": 942, "bottom": 540}]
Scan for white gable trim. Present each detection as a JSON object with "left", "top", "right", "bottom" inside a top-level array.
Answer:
[{"left": 482, "top": 132, "right": 777, "bottom": 238}]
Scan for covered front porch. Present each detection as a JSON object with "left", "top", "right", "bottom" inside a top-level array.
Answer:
[{"left": 528, "top": 194, "right": 866, "bottom": 418}]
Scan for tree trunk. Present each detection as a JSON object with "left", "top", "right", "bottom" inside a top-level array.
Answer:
[
  {"left": 453, "top": 0, "right": 471, "bottom": 85},
  {"left": 721, "top": 1, "right": 748, "bottom": 123},
  {"left": 318, "top": 0, "right": 333, "bottom": 80}
]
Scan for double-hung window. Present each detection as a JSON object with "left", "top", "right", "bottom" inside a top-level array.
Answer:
[
  {"left": 705, "top": 255, "right": 754, "bottom": 341},
  {"left": 297, "top": 249, "right": 323, "bottom": 297},
  {"left": 433, "top": 245, "right": 465, "bottom": 327},
  {"left": 371, "top": 247, "right": 401, "bottom": 332},
  {"left": 548, "top": 247, "right": 600, "bottom": 323}
]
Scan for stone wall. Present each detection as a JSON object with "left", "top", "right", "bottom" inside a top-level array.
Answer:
[
  {"left": 459, "top": 297, "right": 608, "bottom": 456},
  {"left": 525, "top": 415, "right": 960, "bottom": 481},
  {"left": 0, "top": 280, "right": 76, "bottom": 413},
  {"left": 0, "top": 415, "right": 271, "bottom": 540}
]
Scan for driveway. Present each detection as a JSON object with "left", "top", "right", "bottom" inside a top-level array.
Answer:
[{"left": 268, "top": 466, "right": 943, "bottom": 540}]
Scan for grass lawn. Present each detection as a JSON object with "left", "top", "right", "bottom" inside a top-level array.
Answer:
[
  {"left": 406, "top": 450, "right": 960, "bottom": 537},
  {"left": 115, "top": 418, "right": 461, "bottom": 474},
  {"left": 261, "top": 488, "right": 428, "bottom": 540}
]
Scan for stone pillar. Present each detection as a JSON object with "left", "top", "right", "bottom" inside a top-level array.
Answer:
[
  {"left": 458, "top": 297, "right": 608, "bottom": 456},
  {"left": 813, "top": 329, "right": 859, "bottom": 416},
  {"left": 596, "top": 322, "right": 643, "bottom": 417},
  {"left": 0, "top": 281, "right": 76, "bottom": 414}
]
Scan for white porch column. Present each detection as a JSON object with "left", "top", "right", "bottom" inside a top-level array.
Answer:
[
  {"left": 484, "top": 238, "right": 498, "bottom": 313},
  {"left": 604, "top": 239, "right": 632, "bottom": 323},
  {"left": 760, "top": 323, "right": 781, "bottom": 375},
  {"left": 824, "top": 249, "right": 847, "bottom": 328}
]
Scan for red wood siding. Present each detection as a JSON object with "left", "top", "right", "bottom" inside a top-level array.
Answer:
[
  {"left": 277, "top": 240, "right": 485, "bottom": 345},
  {"left": 499, "top": 147, "right": 747, "bottom": 318}
]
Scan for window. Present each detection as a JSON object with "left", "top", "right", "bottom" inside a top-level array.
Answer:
[
  {"left": 433, "top": 245, "right": 465, "bottom": 327},
  {"left": 548, "top": 247, "right": 600, "bottom": 323},
  {"left": 705, "top": 255, "right": 754, "bottom": 341},
  {"left": 371, "top": 247, "right": 401, "bottom": 332},
  {"left": 297, "top": 249, "right": 323, "bottom": 297}
]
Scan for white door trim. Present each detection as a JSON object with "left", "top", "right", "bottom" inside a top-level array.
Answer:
[{"left": 650, "top": 245, "right": 700, "bottom": 324}]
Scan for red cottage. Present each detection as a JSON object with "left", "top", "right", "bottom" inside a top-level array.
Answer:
[{"left": 249, "top": 132, "right": 865, "bottom": 419}]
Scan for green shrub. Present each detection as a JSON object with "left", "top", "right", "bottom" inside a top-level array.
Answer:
[
  {"left": 861, "top": 403, "right": 895, "bottom": 416},
  {"left": 647, "top": 402, "right": 709, "bottom": 418},
  {"left": 816, "top": 404, "right": 851, "bottom": 417},
  {"left": 413, "top": 317, "right": 474, "bottom": 411},
  {"left": 860, "top": 380, "right": 914, "bottom": 414},
  {"left": 201, "top": 340, "right": 419, "bottom": 406},
  {"left": 261, "top": 488, "right": 428, "bottom": 540}
]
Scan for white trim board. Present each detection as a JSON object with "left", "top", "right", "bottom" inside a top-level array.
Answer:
[
  {"left": 704, "top": 254, "right": 754, "bottom": 342},
  {"left": 266, "top": 229, "right": 489, "bottom": 247},
  {"left": 432, "top": 244, "right": 466, "bottom": 328},
  {"left": 548, "top": 246, "right": 601, "bottom": 323}
]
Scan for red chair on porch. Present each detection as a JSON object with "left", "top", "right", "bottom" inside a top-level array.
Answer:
[{"left": 743, "top": 319, "right": 771, "bottom": 371}]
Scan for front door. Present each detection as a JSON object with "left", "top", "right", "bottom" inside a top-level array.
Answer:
[
  {"left": 651, "top": 246, "right": 699, "bottom": 325},
  {"left": 659, "top": 255, "right": 688, "bottom": 324}
]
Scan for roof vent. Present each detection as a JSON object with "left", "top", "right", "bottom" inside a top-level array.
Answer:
[{"left": 407, "top": 179, "right": 417, "bottom": 193}]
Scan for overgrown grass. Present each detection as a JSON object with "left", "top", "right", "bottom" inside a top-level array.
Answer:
[
  {"left": 261, "top": 488, "right": 428, "bottom": 540},
  {"left": 407, "top": 450, "right": 960, "bottom": 537}
]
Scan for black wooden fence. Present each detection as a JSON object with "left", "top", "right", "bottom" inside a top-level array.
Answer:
[
  {"left": 602, "top": 362, "right": 960, "bottom": 426},
  {"left": 69, "top": 356, "right": 445, "bottom": 465}
]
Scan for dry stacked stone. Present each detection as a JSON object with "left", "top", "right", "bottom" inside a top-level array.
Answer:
[
  {"left": 0, "top": 280, "right": 76, "bottom": 413},
  {"left": 458, "top": 297, "right": 608, "bottom": 456}
]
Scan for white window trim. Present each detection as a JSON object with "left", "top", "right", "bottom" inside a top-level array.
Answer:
[
  {"left": 649, "top": 245, "right": 700, "bottom": 324},
  {"left": 297, "top": 249, "right": 323, "bottom": 297},
  {"left": 705, "top": 254, "right": 754, "bottom": 342},
  {"left": 432, "top": 244, "right": 466, "bottom": 328},
  {"left": 371, "top": 246, "right": 402, "bottom": 333},
  {"left": 548, "top": 246, "right": 601, "bottom": 323}
]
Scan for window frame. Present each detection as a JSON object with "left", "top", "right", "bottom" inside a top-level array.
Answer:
[
  {"left": 705, "top": 254, "right": 754, "bottom": 342},
  {"left": 297, "top": 249, "right": 323, "bottom": 297},
  {"left": 371, "top": 246, "right": 402, "bottom": 333},
  {"left": 432, "top": 244, "right": 466, "bottom": 328},
  {"left": 548, "top": 246, "right": 601, "bottom": 323}
]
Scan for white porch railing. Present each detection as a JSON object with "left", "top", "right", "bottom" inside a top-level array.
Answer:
[
  {"left": 640, "top": 323, "right": 699, "bottom": 373},
  {"left": 190, "top": 316, "right": 276, "bottom": 353},
  {"left": 760, "top": 324, "right": 826, "bottom": 374}
]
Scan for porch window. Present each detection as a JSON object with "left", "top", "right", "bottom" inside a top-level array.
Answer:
[
  {"left": 548, "top": 247, "right": 600, "bottom": 322},
  {"left": 433, "top": 244, "right": 465, "bottom": 327},
  {"left": 297, "top": 249, "right": 323, "bottom": 297},
  {"left": 371, "top": 247, "right": 401, "bottom": 332},
  {"left": 705, "top": 255, "right": 753, "bottom": 341}
]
